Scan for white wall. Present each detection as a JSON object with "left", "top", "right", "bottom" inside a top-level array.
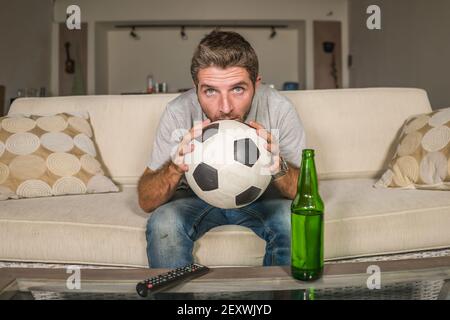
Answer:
[
  {"left": 349, "top": 0, "right": 450, "bottom": 108},
  {"left": 52, "top": 0, "right": 350, "bottom": 95},
  {"left": 108, "top": 27, "right": 299, "bottom": 94}
]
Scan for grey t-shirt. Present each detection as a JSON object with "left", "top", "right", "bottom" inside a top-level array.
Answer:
[{"left": 147, "top": 84, "right": 306, "bottom": 189}]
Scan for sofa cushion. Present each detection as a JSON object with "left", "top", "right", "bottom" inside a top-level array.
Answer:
[
  {"left": 0, "top": 187, "right": 148, "bottom": 267},
  {"left": 1, "top": 179, "right": 449, "bottom": 267},
  {"left": 0, "top": 113, "right": 118, "bottom": 200},
  {"left": 321, "top": 178, "right": 450, "bottom": 260},
  {"left": 376, "top": 107, "right": 450, "bottom": 190}
]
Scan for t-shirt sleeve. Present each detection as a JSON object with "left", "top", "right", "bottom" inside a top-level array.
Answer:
[
  {"left": 277, "top": 101, "right": 306, "bottom": 168},
  {"left": 147, "top": 107, "right": 185, "bottom": 171}
]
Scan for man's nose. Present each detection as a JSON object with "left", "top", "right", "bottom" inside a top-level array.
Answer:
[{"left": 219, "top": 94, "right": 232, "bottom": 114}]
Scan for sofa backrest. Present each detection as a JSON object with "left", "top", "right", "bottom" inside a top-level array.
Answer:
[
  {"left": 284, "top": 88, "right": 432, "bottom": 179},
  {"left": 9, "top": 88, "right": 432, "bottom": 185}
]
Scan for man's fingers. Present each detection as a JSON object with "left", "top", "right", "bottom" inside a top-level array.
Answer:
[
  {"left": 248, "top": 121, "right": 272, "bottom": 143},
  {"left": 178, "top": 163, "right": 189, "bottom": 172},
  {"left": 172, "top": 154, "right": 189, "bottom": 172},
  {"left": 269, "top": 156, "right": 280, "bottom": 174},
  {"left": 181, "top": 128, "right": 197, "bottom": 145},
  {"left": 249, "top": 121, "right": 270, "bottom": 142},
  {"left": 194, "top": 118, "right": 211, "bottom": 132},
  {"left": 265, "top": 142, "right": 279, "bottom": 154},
  {"left": 184, "top": 118, "right": 212, "bottom": 143},
  {"left": 172, "top": 120, "right": 212, "bottom": 174},
  {"left": 178, "top": 143, "right": 194, "bottom": 156},
  {"left": 193, "top": 119, "right": 211, "bottom": 139},
  {"left": 248, "top": 120, "right": 263, "bottom": 130},
  {"left": 175, "top": 119, "right": 211, "bottom": 173},
  {"left": 249, "top": 121, "right": 278, "bottom": 153},
  {"left": 255, "top": 128, "right": 273, "bottom": 146}
]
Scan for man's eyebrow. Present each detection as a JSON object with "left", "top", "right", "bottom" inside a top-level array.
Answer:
[
  {"left": 200, "top": 82, "right": 249, "bottom": 89},
  {"left": 230, "top": 81, "right": 249, "bottom": 87},
  {"left": 199, "top": 84, "right": 217, "bottom": 89}
]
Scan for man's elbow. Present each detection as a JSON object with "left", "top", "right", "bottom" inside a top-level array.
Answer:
[
  {"left": 137, "top": 183, "right": 155, "bottom": 213},
  {"left": 138, "top": 195, "right": 155, "bottom": 213},
  {"left": 137, "top": 169, "right": 155, "bottom": 212}
]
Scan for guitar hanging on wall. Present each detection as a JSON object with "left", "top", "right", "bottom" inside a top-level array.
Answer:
[{"left": 64, "top": 42, "right": 75, "bottom": 74}]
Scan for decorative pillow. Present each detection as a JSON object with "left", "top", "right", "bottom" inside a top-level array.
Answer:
[
  {"left": 0, "top": 113, "right": 119, "bottom": 200},
  {"left": 375, "top": 107, "right": 450, "bottom": 190}
]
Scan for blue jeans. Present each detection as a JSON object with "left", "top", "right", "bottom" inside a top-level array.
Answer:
[{"left": 146, "top": 189, "right": 291, "bottom": 268}]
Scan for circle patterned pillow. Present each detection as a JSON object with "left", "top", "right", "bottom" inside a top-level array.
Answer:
[
  {"left": 0, "top": 113, "right": 118, "bottom": 200},
  {"left": 376, "top": 107, "right": 450, "bottom": 190}
]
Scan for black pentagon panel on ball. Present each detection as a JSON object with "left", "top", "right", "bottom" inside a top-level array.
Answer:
[
  {"left": 193, "top": 162, "right": 219, "bottom": 191},
  {"left": 234, "top": 138, "right": 260, "bottom": 167},
  {"left": 195, "top": 123, "right": 219, "bottom": 143},
  {"left": 235, "top": 186, "right": 262, "bottom": 206}
]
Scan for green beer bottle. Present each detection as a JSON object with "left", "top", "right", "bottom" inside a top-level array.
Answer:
[{"left": 291, "top": 149, "right": 324, "bottom": 281}]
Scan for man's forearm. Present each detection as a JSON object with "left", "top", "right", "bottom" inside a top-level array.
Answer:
[
  {"left": 138, "top": 161, "right": 183, "bottom": 213},
  {"left": 273, "top": 164, "right": 299, "bottom": 199}
]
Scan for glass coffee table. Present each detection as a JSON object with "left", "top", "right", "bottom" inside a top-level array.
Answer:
[{"left": 1, "top": 256, "right": 449, "bottom": 300}]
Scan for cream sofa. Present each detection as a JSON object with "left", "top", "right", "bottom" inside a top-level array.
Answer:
[{"left": 1, "top": 88, "right": 449, "bottom": 268}]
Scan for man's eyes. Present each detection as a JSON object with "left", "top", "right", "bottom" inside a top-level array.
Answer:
[
  {"left": 203, "top": 87, "right": 244, "bottom": 96},
  {"left": 205, "top": 88, "right": 216, "bottom": 96},
  {"left": 233, "top": 86, "right": 244, "bottom": 94}
]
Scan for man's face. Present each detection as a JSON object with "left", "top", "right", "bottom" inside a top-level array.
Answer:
[{"left": 196, "top": 66, "right": 261, "bottom": 122}]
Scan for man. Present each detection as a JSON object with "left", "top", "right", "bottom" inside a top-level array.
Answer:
[{"left": 138, "top": 30, "right": 306, "bottom": 268}]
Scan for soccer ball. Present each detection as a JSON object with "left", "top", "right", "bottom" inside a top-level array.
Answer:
[{"left": 184, "top": 120, "right": 272, "bottom": 209}]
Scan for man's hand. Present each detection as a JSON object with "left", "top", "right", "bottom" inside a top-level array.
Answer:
[
  {"left": 138, "top": 118, "right": 212, "bottom": 213},
  {"left": 248, "top": 120, "right": 281, "bottom": 175},
  {"left": 171, "top": 118, "right": 211, "bottom": 173},
  {"left": 248, "top": 120, "right": 299, "bottom": 199}
]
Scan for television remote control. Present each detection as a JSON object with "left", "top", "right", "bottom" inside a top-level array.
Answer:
[{"left": 136, "top": 263, "right": 210, "bottom": 297}]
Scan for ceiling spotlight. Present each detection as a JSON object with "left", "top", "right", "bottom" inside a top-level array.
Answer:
[
  {"left": 130, "top": 26, "right": 140, "bottom": 40},
  {"left": 180, "top": 26, "right": 188, "bottom": 40},
  {"left": 269, "top": 26, "right": 277, "bottom": 39}
]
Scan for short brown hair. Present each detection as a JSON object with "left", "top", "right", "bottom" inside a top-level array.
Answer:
[{"left": 190, "top": 30, "right": 259, "bottom": 86}]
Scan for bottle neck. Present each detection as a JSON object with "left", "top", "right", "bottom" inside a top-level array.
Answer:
[
  {"left": 292, "top": 151, "right": 323, "bottom": 212},
  {"left": 297, "top": 155, "right": 319, "bottom": 197}
]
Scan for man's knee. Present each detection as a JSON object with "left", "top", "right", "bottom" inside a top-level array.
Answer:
[
  {"left": 145, "top": 201, "right": 196, "bottom": 268},
  {"left": 146, "top": 202, "right": 187, "bottom": 243},
  {"left": 266, "top": 199, "right": 291, "bottom": 231}
]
